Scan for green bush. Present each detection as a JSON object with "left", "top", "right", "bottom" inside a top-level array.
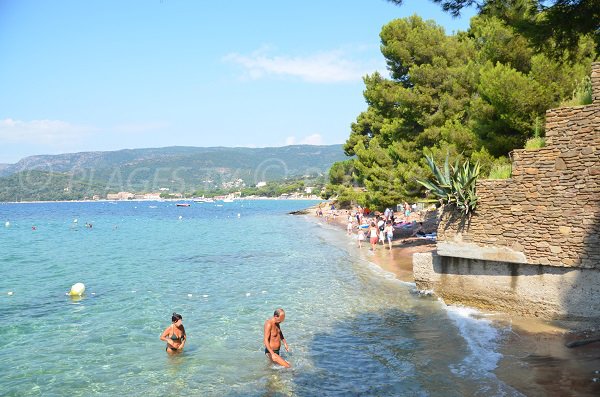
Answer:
[
  {"left": 524, "top": 136, "right": 545, "bottom": 149},
  {"left": 561, "top": 76, "right": 593, "bottom": 107},
  {"left": 488, "top": 163, "right": 512, "bottom": 179},
  {"left": 330, "top": 185, "right": 365, "bottom": 209},
  {"left": 524, "top": 116, "right": 545, "bottom": 150}
]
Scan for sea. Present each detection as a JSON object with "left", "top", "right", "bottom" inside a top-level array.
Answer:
[{"left": 0, "top": 200, "right": 542, "bottom": 396}]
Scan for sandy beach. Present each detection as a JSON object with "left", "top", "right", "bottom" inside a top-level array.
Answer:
[{"left": 303, "top": 203, "right": 600, "bottom": 397}]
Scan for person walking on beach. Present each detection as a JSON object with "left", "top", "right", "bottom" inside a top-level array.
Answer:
[
  {"left": 160, "top": 312, "right": 186, "bottom": 354},
  {"left": 369, "top": 222, "right": 379, "bottom": 251},
  {"left": 385, "top": 222, "right": 394, "bottom": 250},
  {"left": 403, "top": 202, "right": 411, "bottom": 221},
  {"left": 377, "top": 216, "right": 385, "bottom": 245},
  {"left": 357, "top": 227, "right": 365, "bottom": 248},
  {"left": 264, "top": 308, "right": 291, "bottom": 368}
]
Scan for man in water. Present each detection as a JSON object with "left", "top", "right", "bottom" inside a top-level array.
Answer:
[{"left": 263, "top": 308, "right": 291, "bottom": 368}]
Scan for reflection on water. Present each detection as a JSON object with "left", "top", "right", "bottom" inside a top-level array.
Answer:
[{"left": 2, "top": 200, "right": 587, "bottom": 396}]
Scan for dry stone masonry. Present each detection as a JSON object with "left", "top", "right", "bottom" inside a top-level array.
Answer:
[
  {"left": 414, "top": 63, "right": 600, "bottom": 321},
  {"left": 438, "top": 62, "right": 600, "bottom": 269}
]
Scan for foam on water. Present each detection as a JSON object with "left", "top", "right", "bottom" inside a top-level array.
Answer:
[
  {"left": 446, "top": 306, "right": 504, "bottom": 375},
  {"left": 445, "top": 305, "right": 523, "bottom": 396},
  {"left": 0, "top": 200, "right": 526, "bottom": 396}
]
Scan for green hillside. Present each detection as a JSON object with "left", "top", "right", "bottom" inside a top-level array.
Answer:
[
  {"left": 0, "top": 145, "right": 345, "bottom": 201},
  {"left": 0, "top": 171, "right": 107, "bottom": 202}
]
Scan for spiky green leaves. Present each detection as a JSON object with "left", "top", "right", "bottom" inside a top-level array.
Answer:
[{"left": 417, "top": 154, "right": 480, "bottom": 214}]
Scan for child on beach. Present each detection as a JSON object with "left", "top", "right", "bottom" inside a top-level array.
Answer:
[
  {"left": 385, "top": 222, "right": 394, "bottom": 250},
  {"left": 347, "top": 220, "right": 353, "bottom": 235},
  {"left": 357, "top": 228, "right": 365, "bottom": 248}
]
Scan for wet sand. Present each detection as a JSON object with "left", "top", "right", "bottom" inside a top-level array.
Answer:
[
  {"left": 358, "top": 238, "right": 436, "bottom": 282},
  {"left": 305, "top": 205, "right": 600, "bottom": 396}
]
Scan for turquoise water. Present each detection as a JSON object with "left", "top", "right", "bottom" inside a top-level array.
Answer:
[{"left": 0, "top": 200, "right": 520, "bottom": 396}]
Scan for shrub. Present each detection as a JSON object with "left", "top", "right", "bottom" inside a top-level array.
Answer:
[
  {"left": 524, "top": 136, "right": 545, "bottom": 149},
  {"left": 488, "top": 163, "right": 512, "bottom": 179},
  {"left": 561, "top": 76, "right": 593, "bottom": 107},
  {"left": 525, "top": 116, "right": 545, "bottom": 149},
  {"left": 416, "top": 154, "right": 480, "bottom": 214}
]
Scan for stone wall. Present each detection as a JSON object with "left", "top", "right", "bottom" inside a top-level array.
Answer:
[
  {"left": 415, "top": 63, "right": 600, "bottom": 321},
  {"left": 593, "top": 61, "right": 600, "bottom": 104},
  {"left": 437, "top": 62, "right": 600, "bottom": 269}
]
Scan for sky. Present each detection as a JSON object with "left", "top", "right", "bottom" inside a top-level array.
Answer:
[{"left": 0, "top": 0, "right": 476, "bottom": 163}]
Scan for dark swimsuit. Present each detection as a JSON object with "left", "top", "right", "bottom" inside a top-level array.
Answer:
[
  {"left": 265, "top": 324, "right": 284, "bottom": 356},
  {"left": 166, "top": 327, "right": 184, "bottom": 352}
]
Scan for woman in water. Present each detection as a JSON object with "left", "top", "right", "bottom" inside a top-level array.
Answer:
[
  {"left": 385, "top": 222, "right": 394, "bottom": 250},
  {"left": 368, "top": 221, "right": 379, "bottom": 251},
  {"left": 160, "top": 312, "right": 186, "bottom": 354}
]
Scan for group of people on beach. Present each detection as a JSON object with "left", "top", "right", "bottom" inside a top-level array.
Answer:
[
  {"left": 160, "top": 308, "right": 292, "bottom": 367},
  {"left": 321, "top": 202, "right": 427, "bottom": 251},
  {"left": 355, "top": 215, "right": 395, "bottom": 251},
  {"left": 345, "top": 206, "right": 397, "bottom": 251}
]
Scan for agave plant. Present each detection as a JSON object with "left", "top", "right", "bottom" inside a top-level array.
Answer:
[
  {"left": 417, "top": 154, "right": 452, "bottom": 204},
  {"left": 417, "top": 153, "right": 480, "bottom": 214}
]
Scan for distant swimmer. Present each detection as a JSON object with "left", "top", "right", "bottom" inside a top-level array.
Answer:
[
  {"left": 160, "top": 312, "right": 186, "bottom": 354},
  {"left": 263, "top": 308, "right": 291, "bottom": 368}
]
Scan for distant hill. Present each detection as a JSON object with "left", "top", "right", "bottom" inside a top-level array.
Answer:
[
  {"left": 0, "top": 170, "right": 108, "bottom": 202},
  {"left": 0, "top": 145, "right": 347, "bottom": 201}
]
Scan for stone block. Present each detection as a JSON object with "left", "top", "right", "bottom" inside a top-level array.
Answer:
[
  {"left": 554, "top": 157, "right": 567, "bottom": 170},
  {"left": 560, "top": 151, "right": 579, "bottom": 158},
  {"left": 524, "top": 168, "right": 539, "bottom": 174},
  {"left": 549, "top": 245, "right": 562, "bottom": 254},
  {"left": 559, "top": 226, "right": 572, "bottom": 234},
  {"left": 581, "top": 147, "right": 594, "bottom": 155},
  {"left": 562, "top": 258, "right": 577, "bottom": 266}
]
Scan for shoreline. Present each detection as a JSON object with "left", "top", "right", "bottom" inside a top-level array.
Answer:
[
  {"left": 302, "top": 203, "right": 600, "bottom": 396},
  {"left": 0, "top": 197, "right": 322, "bottom": 205}
]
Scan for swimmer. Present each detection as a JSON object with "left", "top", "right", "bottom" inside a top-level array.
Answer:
[
  {"left": 263, "top": 308, "right": 291, "bottom": 368},
  {"left": 160, "top": 312, "right": 186, "bottom": 354}
]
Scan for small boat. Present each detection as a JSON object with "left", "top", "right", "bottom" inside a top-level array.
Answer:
[
  {"left": 193, "top": 197, "right": 215, "bottom": 203},
  {"left": 222, "top": 198, "right": 234, "bottom": 203},
  {"left": 176, "top": 203, "right": 191, "bottom": 207}
]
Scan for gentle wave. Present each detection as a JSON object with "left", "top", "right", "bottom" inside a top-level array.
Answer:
[{"left": 0, "top": 200, "right": 522, "bottom": 396}]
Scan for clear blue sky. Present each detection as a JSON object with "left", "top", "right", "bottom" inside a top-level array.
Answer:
[{"left": 0, "top": 0, "right": 476, "bottom": 163}]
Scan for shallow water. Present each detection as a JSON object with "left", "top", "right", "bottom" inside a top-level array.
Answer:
[{"left": 1, "top": 200, "right": 522, "bottom": 396}]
